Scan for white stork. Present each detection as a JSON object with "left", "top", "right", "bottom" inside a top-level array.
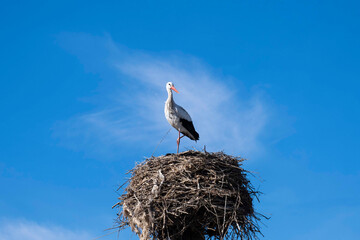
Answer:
[{"left": 164, "top": 82, "right": 199, "bottom": 153}]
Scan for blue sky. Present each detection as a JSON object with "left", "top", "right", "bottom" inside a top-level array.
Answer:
[{"left": 0, "top": 0, "right": 359, "bottom": 239}]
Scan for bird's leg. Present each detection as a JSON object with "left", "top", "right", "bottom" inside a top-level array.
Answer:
[
  {"left": 176, "top": 130, "right": 185, "bottom": 154},
  {"left": 177, "top": 130, "right": 180, "bottom": 154}
]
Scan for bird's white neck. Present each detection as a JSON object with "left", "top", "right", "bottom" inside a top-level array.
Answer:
[{"left": 166, "top": 88, "right": 174, "bottom": 107}]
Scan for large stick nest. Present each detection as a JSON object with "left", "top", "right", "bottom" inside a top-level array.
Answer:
[{"left": 113, "top": 151, "right": 264, "bottom": 240}]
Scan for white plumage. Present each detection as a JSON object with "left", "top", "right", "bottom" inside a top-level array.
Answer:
[{"left": 164, "top": 82, "right": 199, "bottom": 153}]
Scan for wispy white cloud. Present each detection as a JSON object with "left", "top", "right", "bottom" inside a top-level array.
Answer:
[
  {"left": 54, "top": 33, "right": 282, "bottom": 158},
  {"left": 0, "top": 219, "right": 92, "bottom": 240}
]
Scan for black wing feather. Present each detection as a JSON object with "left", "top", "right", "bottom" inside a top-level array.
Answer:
[{"left": 180, "top": 118, "right": 199, "bottom": 141}]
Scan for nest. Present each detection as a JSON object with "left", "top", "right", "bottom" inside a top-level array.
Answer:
[{"left": 113, "top": 151, "right": 264, "bottom": 240}]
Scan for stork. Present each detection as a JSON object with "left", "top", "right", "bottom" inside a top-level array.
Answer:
[{"left": 164, "top": 82, "right": 199, "bottom": 153}]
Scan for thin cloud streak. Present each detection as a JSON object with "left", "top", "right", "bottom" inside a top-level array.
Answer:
[
  {"left": 115, "top": 56, "right": 268, "bottom": 154},
  {"left": 0, "top": 219, "right": 92, "bottom": 240},
  {"left": 54, "top": 33, "right": 272, "bottom": 157}
]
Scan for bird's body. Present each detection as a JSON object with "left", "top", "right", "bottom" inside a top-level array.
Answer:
[{"left": 164, "top": 82, "right": 199, "bottom": 153}]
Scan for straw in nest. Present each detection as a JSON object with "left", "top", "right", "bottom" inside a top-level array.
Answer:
[{"left": 113, "top": 150, "right": 265, "bottom": 240}]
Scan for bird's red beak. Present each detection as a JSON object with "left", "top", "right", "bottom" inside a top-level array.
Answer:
[{"left": 171, "top": 86, "right": 179, "bottom": 93}]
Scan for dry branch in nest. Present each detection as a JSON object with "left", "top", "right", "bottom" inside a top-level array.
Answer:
[{"left": 113, "top": 151, "right": 265, "bottom": 240}]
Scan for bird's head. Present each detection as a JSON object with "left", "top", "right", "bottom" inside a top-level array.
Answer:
[{"left": 166, "top": 82, "right": 179, "bottom": 93}]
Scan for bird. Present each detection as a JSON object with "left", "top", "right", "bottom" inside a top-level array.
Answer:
[{"left": 164, "top": 82, "right": 199, "bottom": 153}]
